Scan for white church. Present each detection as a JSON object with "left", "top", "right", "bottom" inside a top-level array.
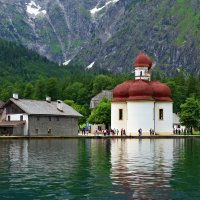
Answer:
[{"left": 111, "top": 52, "right": 173, "bottom": 135}]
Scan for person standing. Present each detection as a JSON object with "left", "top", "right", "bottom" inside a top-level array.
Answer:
[
  {"left": 121, "top": 128, "right": 123, "bottom": 136},
  {"left": 138, "top": 128, "right": 142, "bottom": 137},
  {"left": 116, "top": 129, "right": 119, "bottom": 136},
  {"left": 123, "top": 129, "right": 126, "bottom": 136}
]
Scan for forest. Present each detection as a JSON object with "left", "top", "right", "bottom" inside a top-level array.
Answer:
[{"left": 0, "top": 38, "right": 199, "bottom": 129}]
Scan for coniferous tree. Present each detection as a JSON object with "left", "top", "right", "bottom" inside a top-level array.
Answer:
[{"left": 179, "top": 97, "right": 200, "bottom": 131}]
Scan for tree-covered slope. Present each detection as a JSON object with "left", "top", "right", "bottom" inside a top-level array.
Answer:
[
  {"left": 0, "top": 0, "right": 200, "bottom": 75},
  {"left": 0, "top": 38, "right": 66, "bottom": 82}
]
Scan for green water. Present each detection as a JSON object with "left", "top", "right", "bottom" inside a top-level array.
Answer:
[{"left": 0, "top": 138, "right": 200, "bottom": 199}]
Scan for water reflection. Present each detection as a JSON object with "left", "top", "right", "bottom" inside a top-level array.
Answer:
[
  {"left": 0, "top": 138, "right": 200, "bottom": 199},
  {"left": 110, "top": 138, "right": 185, "bottom": 199}
]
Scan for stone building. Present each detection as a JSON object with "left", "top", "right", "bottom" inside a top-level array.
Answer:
[
  {"left": 90, "top": 90, "right": 112, "bottom": 109},
  {"left": 0, "top": 95, "right": 82, "bottom": 136},
  {"left": 89, "top": 90, "right": 112, "bottom": 133},
  {"left": 111, "top": 52, "right": 173, "bottom": 135}
]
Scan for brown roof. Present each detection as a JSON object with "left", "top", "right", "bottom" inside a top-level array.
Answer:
[{"left": 0, "top": 120, "right": 25, "bottom": 127}]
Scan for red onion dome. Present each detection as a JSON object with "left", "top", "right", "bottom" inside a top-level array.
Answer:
[
  {"left": 150, "top": 81, "right": 172, "bottom": 102},
  {"left": 112, "top": 81, "right": 132, "bottom": 102},
  {"left": 134, "top": 52, "right": 152, "bottom": 68},
  {"left": 128, "top": 80, "right": 154, "bottom": 101}
]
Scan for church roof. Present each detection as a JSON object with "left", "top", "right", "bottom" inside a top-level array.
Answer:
[
  {"left": 113, "top": 52, "right": 172, "bottom": 102},
  {"left": 112, "top": 80, "right": 172, "bottom": 102},
  {"left": 134, "top": 52, "right": 152, "bottom": 68}
]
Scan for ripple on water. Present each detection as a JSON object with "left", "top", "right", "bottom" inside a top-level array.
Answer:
[{"left": 0, "top": 138, "right": 200, "bottom": 199}]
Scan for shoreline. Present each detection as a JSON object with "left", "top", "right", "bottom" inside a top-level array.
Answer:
[{"left": 0, "top": 135, "right": 200, "bottom": 139}]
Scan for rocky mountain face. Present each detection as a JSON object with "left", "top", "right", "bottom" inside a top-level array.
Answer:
[{"left": 0, "top": 0, "right": 200, "bottom": 75}]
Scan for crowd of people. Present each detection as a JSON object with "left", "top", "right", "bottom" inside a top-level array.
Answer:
[
  {"left": 93, "top": 128, "right": 155, "bottom": 136},
  {"left": 94, "top": 128, "right": 127, "bottom": 136},
  {"left": 81, "top": 126, "right": 193, "bottom": 136},
  {"left": 173, "top": 127, "right": 193, "bottom": 135}
]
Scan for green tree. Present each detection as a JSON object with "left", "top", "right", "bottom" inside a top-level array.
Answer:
[
  {"left": 64, "top": 100, "right": 88, "bottom": 124},
  {"left": 186, "top": 75, "right": 197, "bottom": 97},
  {"left": 34, "top": 78, "right": 46, "bottom": 100},
  {"left": 87, "top": 97, "right": 111, "bottom": 126},
  {"left": 46, "top": 78, "right": 59, "bottom": 100},
  {"left": 23, "top": 83, "right": 34, "bottom": 99},
  {"left": 63, "top": 82, "right": 89, "bottom": 105},
  {"left": 166, "top": 80, "right": 186, "bottom": 113},
  {"left": 92, "top": 75, "right": 114, "bottom": 95},
  {"left": 179, "top": 97, "right": 200, "bottom": 131}
]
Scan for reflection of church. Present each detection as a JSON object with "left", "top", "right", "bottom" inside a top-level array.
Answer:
[
  {"left": 110, "top": 139, "right": 175, "bottom": 199},
  {"left": 111, "top": 52, "right": 173, "bottom": 135}
]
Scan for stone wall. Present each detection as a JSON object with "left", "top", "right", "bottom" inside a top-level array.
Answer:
[
  {"left": 13, "top": 126, "right": 24, "bottom": 136},
  {"left": 28, "top": 115, "right": 79, "bottom": 136}
]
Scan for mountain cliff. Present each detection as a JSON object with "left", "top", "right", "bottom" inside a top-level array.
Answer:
[{"left": 0, "top": 0, "right": 200, "bottom": 75}]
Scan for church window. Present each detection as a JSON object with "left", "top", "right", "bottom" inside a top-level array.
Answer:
[
  {"left": 119, "top": 109, "right": 123, "bottom": 120},
  {"left": 159, "top": 109, "right": 163, "bottom": 120}
]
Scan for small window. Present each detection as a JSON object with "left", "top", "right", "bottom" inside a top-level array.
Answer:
[
  {"left": 20, "top": 115, "right": 23, "bottom": 121},
  {"left": 119, "top": 109, "right": 123, "bottom": 120},
  {"left": 8, "top": 116, "right": 10, "bottom": 121},
  {"left": 37, "top": 116, "right": 40, "bottom": 121},
  {"left": 159, "top": 109, "right": 163, "bottom": 120},
  {"left": 35, "top": 129, "right": 38, "bottom": 134},
  {"left": 49, "top": 116, "right": 51, "bottom": 121},
  {"left": 48, "top": 128, "right": 52, "bottom": 134}
]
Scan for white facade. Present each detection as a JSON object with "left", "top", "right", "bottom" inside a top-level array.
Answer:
[
  {"left": 111, "top": 102, "right": 127, "bottom": 132},
  {"left": 6, "top": 114, "right": 29, "bottom": 135},
  {"left": 155, "top": 102, "right": 173, "bottom": 135},
  {"left": 111, "top": 101, "right": 173, "bottom": 136},
  {"left": 127, "top": 101, "right": 154, "bottom": 135}
]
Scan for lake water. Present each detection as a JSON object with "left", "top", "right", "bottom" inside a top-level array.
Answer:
[{"left": 0, "top": 138, "right": 200, "bottom": 200}]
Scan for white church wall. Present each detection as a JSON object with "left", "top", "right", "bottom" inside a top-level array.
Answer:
[
  {"left": 155, "top": 102, "right": 173, "bottom": 135},
  {"left": 127, "top": 101, "right": 154, "bottom": 136},
  {"left": 111, "top": 102, "right": 127, "bottom": 133}
]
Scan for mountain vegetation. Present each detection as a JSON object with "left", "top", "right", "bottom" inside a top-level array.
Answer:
[
  {"left": 0, "top": 0, "right": 200, "bottom": 75},
  {"left": 0, "top": 38, "right": 199, "bottom": 129},
  {"left": 0, "top": 38, "right": 66, "bottom": 82}
]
